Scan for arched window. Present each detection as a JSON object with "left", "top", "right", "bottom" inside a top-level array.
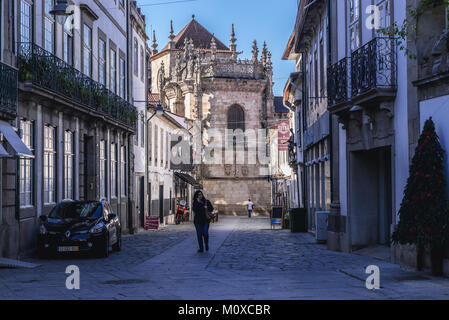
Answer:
[{"left": 227, "top": 104, "right": 245, "bottom": 131}]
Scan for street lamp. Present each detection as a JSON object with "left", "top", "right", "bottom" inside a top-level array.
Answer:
[
  {"left": 147, "top": 102, "right": 164, "bottom": 122},
  {"left": 50, "top": 0, "right": 73, "bottom": 25}
]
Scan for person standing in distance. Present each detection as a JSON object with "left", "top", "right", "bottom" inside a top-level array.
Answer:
[
  {"left": 247, "top": 199, "right": 254, "bottom": 218},
  {"left": 192, "top": 190, "right": 214, "bottom": 252}
]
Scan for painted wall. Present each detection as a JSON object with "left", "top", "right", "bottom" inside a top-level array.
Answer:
[
  {"left": 420, "top": 95, "right": 449, "bottom": 199},
  {"left": 393, "top": 0, "right": 409, "bottom": 221}
]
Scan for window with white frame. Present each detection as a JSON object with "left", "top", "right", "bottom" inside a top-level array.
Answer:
[
  {"left": 308, "top": 58, "right": 312, "bottom": 104},
  {"left": 141, "top": 115, "right": 145, "bottom": 147},
  {"left": 111, "top": 143, "right": 117, "bottom": 198},
  {"left": 44, "top": 0, "right": 55, "bottom": 53},
  {"left": 20, "top": 0, "right": 33, "bottom": 43},
  {"left": 83, "top": 24, "right": 92, "bottom": 76},
  {"left": 19, "top": 120, "right": 34, "bottom": 207},
  {"left": 134, "top": 39, "right": 139, "bottom": 74},
  {"left": 314, "top": 50, "right": 318, "bottom": 100},
  {"left": 99, "top": 140, "right": 107, "bottom": 198},
  {"left": 135, "top": 116, "right": 139, "bottom": 144},
  {"left": 64, "top": 131, "right": 74, "bottom": 200},
  {"left": 154, "top": 124, "right": 158, "bottom": 164},
  {"left": 348, "top": 0, "right": 360, "bottom": 52},
  {"left": 160, "top": 127, "right": 163, "bottom": 166},
  {"left": 44, "top": 125, "right": 56, "bottom": 204},
  {"left": 319, "top": 39, "right": 324, "bottom": 93},
  {"left": 110, "top": 49, "right": 117, "bottom": 93},
  {"left": 376, "top": 0, "right": 391, "bottom": 32},
  {"left": 148, "top": 122, "right": 152, "bottom": 162},
  {"left": 63, "top": 17, "right": 73, "bottom": 65},
  {"left": 140, "top": 46, "right": 145, "bottom": 81},
  {"left": 99, "top": 39, "right": 106, "bottom": 86},
  {"left": 166, "top": 133, "right": 169, "bottom": 168},
  {"left": 446, "top": 5, "right": 449, "bottom": 29},
  {"left": 120, "top": 57, "right": 126, "bottom": 98},
  {"left": 120, "top": 145, "right": 126, "bottom": 196}
]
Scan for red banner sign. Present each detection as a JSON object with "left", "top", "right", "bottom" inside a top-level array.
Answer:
[
  {"left": 277, "top": 120, "right": 290, "bottom": 151},
  {"left": 145, "top": 216, "right": 159, "bottom": 230}
]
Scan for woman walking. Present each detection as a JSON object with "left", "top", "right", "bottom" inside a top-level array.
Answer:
[{"left": 192, "top": 190, "right": 214, "bottom": 253}]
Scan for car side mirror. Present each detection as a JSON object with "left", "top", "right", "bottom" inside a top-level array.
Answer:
[
  {"left": 108, "top": 213, "right": 117, "bottom": 221},
  {"left": 39, "top": 215, "right": 47, "bottom": 222}
]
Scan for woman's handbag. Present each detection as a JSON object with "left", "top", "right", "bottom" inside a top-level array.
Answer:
[{"left": 206, "top": 210, "right": 216, "bottom": 222}]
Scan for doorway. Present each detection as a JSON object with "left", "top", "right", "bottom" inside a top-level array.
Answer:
[
  {"left": 138, "top": 176, "right": 145, "bottom": 228},
  {"left": 148, "top": 182, "right": 151, "bottom": 217},
  {"left": 84, "top": 135, "right": 95, "bottom": 200},
  {"left": 159, "top": 185, "right": 164, "bottom": 223},
  {"left": 349, "top": 147, "right": 392, "bottom": 248}
]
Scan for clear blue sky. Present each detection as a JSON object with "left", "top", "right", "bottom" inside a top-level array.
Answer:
[{"left": 138, "top": 0, "right": 298, "bottom": 96}]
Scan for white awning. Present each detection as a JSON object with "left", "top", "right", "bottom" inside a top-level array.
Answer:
[
  {"left": 0, "top": 121, "right": 34, "bottom": 158},
  {"left": 0, "top": 143, "right": 10, "bottom": 158}
]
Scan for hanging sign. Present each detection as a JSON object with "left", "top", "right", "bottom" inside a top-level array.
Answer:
[{"left": 278, "top": 120, "right": 290, "bottom": 151}]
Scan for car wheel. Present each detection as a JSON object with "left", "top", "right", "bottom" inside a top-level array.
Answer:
[
  {"left": 100, "top": 234, "right": 109, "bottom": 258},
  {"left": 112, "top": 231, "right": 121, "bottom": 252},
  {"left": 37, "top": 246, "right": 48, "bottom": 259}
]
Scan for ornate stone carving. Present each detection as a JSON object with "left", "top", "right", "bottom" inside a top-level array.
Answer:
[
  {"left": 224, "top": 164, "right": 232, "bottom": 176},
  {"left": 251, "top": 40, "right": 259, "bottom": 63},
  {"left": 431, "top": 29, "right": 449, "bottom": 75}
]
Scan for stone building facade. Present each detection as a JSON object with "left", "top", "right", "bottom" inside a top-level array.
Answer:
[
  {"left": 283, "top": 0, "right": 333, "bottom": 233},
  {"left": 150, "top": 17, "right": 274, "bottom": 216},
  {"left": 130, "top": 1, "right": 149, "bottom": 230}
]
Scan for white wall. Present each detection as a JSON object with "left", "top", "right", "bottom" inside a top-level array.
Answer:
[
  {"left": 339, "top": 124, "right": 347, "bottom": 216},
  {"left": 132, "top": 19, "right": 147, "bottom": 174},
  {"left": 393, "top": 0, "right": 409, "bottom": 220},
  {"left": 147, "top": 115, "right": 176, "bottom": 205}
]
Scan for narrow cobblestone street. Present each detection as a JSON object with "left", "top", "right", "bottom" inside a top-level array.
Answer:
[{"left": 0, "top": 217, "right": 448, "bottom": 300}]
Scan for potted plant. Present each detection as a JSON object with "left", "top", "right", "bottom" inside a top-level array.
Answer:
[{"left": 392, "top": 118, "right": 449, "bottom": 276}]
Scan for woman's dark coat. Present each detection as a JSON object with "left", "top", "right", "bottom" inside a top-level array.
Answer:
[{"left": 193, "top": 198, "right": 214, "bottom": 225}]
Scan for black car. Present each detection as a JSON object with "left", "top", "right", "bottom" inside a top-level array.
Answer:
[{"left": 37, "top": 199, "right": 121, "bottom": 258}]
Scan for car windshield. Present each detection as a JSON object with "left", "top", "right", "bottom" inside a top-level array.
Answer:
[{"left": 48, "top": 202, "right": 102, "bottom": 220}]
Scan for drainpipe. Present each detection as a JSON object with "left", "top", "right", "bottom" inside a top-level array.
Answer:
[
  {"left": 14, "top": 119, "right": 21, "bottom": 258},
  {"left": 327, "top": 0, "right": 333, "bottom": 207}
]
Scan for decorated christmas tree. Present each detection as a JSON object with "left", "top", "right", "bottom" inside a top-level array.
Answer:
[{"left": 392, "top": 118, "right": 449, "bottom": 250}]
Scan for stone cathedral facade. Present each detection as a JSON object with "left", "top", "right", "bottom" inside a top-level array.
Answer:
[{"left": 150, "top": 17, "right": 274, "bottom": 215}]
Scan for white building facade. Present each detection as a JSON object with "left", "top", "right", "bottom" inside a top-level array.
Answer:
[{"left": 0, "top": 0, "right": 143, "bottom": 258}]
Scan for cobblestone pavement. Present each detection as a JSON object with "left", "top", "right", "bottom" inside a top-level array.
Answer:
[{"left": 0, "top": 216, "right": 449, "bottom": 300}]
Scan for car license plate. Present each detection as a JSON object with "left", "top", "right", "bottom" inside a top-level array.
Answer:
[{"left": 57, "top": 246, "right": 79, "bottom": 252}]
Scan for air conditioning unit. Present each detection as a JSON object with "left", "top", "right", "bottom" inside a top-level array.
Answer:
[{"left": 315, "top": 211, "right": 329, "bottom": 243}]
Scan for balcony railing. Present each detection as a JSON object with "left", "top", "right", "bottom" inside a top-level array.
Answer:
[
  {"left": 351, "top": 37, "right": 396, "bottom": 98},
  {"left": 0, "top": 62, "right": 18, "bottom": 118},
  {"left": 327, "top": 57, "right": 350, "bottom": 108},
  {"left": 17, "top": 43, "right": 137, "bottom": 129}
]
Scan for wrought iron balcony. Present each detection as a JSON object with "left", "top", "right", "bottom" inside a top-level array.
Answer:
[
  {"left": 0, "top": 62, "right": 18, "bottom": 119},
  {"left": 327, "top": 57, "right": 350, "bottom": 109},
  {"left": 350, "top": 37, "right": 397, "bottom": 104},
  {"left": 17, "top": 43, "right": 137, "bottom": 129}
]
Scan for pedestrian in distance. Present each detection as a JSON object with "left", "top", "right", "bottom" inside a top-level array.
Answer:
[
  {"left": 247, "top": 199, "right": 253, "bottom": 218},
  {"left": 192, "top": 190, "right": 214, "bottom": 253}
]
